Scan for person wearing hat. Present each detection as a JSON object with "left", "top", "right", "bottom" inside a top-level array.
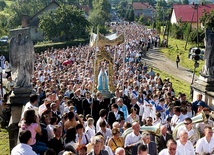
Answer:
[
  {"left": 196, "top": 102, "right": 204, "bottom": 115},
  {"left": 132, "top": 131, "right": 157, "bottom": 155}
]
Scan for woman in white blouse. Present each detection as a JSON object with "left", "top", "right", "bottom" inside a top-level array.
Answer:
[{"left": 127, "top": 107, "right": 140, "bottom": 123}]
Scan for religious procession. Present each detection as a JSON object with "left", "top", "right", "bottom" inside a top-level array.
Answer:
[{"left": 2, "top": 23, "right": 214, "bottom": 155}]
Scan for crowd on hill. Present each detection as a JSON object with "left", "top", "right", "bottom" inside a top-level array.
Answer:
[{"left": 1, "top": 23, "right": 214, "bottom": 155}]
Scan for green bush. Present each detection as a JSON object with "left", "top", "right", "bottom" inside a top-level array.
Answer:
[
  {"left": 189, "top": 28, "right": 205, "bottom": 44},
  {"left": 170, "top": 22, "right": 204, "bottom": 44},
  {"left": 34, "top": 39, "right": 89, "bottom": 53},
  {"left": 0, "top": 39, "right": 90, "bottom": 60}
]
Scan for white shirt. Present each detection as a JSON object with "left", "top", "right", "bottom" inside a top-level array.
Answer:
[
  {"left": 85, "top": 126, "right": 95, "bottom": 140},
  {"left": 64, "top": 141, "right": 77, "bottom": 149},
  {"left": 158, "top": 148, "right": 182, "bottom": 155},
  {"left": 124, "top": 132, "right": 141, "bottom": 147},
  {"left": 46, "top": 124, "right": 55, "bottom": 141},
  {"left": 11, "top": 143, "right": 37, "bottom": 155},
  {"left": 176, "top": 126, "right": 195, "bottom": 139},
  {"left": 176, "top": 140, "right": 195, "bottom": 155},
  {"left": 96, "top": 117, "right": 108, "bottom": 132},
  {"left": 21, "top": 102, "right": 38, "bottom": 119},
  {"left": 38, "top": 103, "right": 47, "bottom": 117},
  {"left": 98, "top": 128, "right": 112, "bottom": 143},
  {"left": 196, "top": 137, "right": 214, "bottom": 154},
  {"left": 142, "top": 99, "right": 152, "bottom": 120},
  {"left": 75, "top": 133, "right": 90, "bottom": 145},
  {"left": 104, "top": 145, "right": 114, "bottom": 155},
  {"left": 171, "top": 114, "right": 185, "bottom": 130}
]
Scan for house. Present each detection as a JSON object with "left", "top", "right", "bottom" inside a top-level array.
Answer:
[
  {"left": 22, "top": 0, "right": 60, "bottom": 42},
  {"left": 132, "top": 2, "right": 155, "bottom": 19},
  {"left": 171, "top": 4, "right": 214, "bottom": 28}
]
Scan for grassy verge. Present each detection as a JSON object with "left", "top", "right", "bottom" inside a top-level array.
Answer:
[
  {"left": 160, "top": 36, "right": 204, "bottom": 76},
  {"left": 0, "top": 128, "right": 9, "bottom": 155},
  {"left": 153, "top": 67, "right": 191, "bottom": 100}
]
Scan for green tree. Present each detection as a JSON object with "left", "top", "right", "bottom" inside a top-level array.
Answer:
[
  {"left": 200, "top": 10, "right": 214, "bottom": 31},
  {"left": 199, "top": 0, "right": 213, "bottom": 4},
  {"left": 88, "top": 0, "right": 111, "bottom": 30},
  {"left": 116, "top": 0, "right": 128, "bottom": 18},
  {"left": 88, "top": 8, "right": 107, "bottom": 28},
  {"left": 7, "top": 0, "right": 49, "bottom": 28},
  {"left": 0, "top": 1, "right": 6, "bottom": 11},
  {"left": 39, "top": 5, "right": 90, "bottom": 40},
  {"left": 167, "top": 0, "right": 175, "bottom": 7},
  {"left": 182, "top": 0, "right": 189, "bottom": 4},
  {"left": 156, "top": 21, "right": 161, "bottom": 33},
  {"left": 128, "top": 9, "right": 134, "bottom": 22}
]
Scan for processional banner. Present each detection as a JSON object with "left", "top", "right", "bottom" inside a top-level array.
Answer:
[{"left": 89, "top": 32, "right": 125, "bottom": 47}]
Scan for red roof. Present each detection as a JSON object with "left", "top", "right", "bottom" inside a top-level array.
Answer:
[
  {"left": 132, "top": 2, "right": 154, "bottom": 10},
  {"left": 172, "top": 4, "right": 214, "bottom": 22}
]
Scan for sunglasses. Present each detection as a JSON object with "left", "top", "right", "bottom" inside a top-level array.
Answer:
[
  {"left": 169, "top": 148, "right": 176, "bottom": 151},
  {"left": 184, "top": 122, "right": 191, "bottom": 125},
  {"left": 147, "top": 120, "right": 152, "bottom": 122}
]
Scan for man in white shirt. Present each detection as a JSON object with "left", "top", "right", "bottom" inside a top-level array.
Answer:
[
  {"left": 196, "top": 126, "right": 214, "bottom": 155},
  {"left": 176, "top": 130, "right": 195, "bottom": 155},
  {"left": 38, "top": 98, "right": 51, "bottom": 117},
  {"left": 176, "top": 118, "right": 195, "bottom": 144},
  {"left": 124, "top": 122, "right": 141, "bottom": 152},
  {"left": 75, "top": 123, "right": 90, "bottom": 145},
  {"left": 171, "top": 106, "right": 185, "bottom": 131},
  {"left": 21, "top": 94, "right": 39, "bottom": 119},
  {"left": 96, "top": 109, "right": 108, "bottom": 132},
  {"left": 159, "top": 139, "right": 182, "bottom": 155},
  {"left": 11, "top": 130, "right": 37, "bottom": 155},
  {"left": 98, "top": 120, "right": 112, "bottom": 143}
]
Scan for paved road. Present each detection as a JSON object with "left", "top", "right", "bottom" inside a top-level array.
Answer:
[{"left": 142, "top": 48, "right": 193, "bottom": 84}]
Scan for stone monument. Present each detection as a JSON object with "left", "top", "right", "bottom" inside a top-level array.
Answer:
[
  {"left": 7, "top": 27, "right": 34, "bottom": 151},
  {"left": 192, "top": 28, "right": 214, "bottom": 109}
]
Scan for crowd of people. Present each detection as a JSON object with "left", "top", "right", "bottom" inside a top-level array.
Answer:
[{"left": 1, "top": 23, "right": 214, "bottom": 155}]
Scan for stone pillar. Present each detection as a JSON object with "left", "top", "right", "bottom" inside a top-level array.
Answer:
[
  {"left": 7, "top": 88, "right": 33, "bottom": 152},
  {"left": 192, "top": 29, "right": 214, "bottom": 109},
  {"left": 7, "top": 27, "right": 34, "bottom": 152}
]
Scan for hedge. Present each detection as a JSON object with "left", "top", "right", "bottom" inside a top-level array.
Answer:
[
  {"left": 34, "top": 39, "right": 89, "bottom": 53},
  {"left": 0, "top": 39, "right": 90, "bottom": 61}
]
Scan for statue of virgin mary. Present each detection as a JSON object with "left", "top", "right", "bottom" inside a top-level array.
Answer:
[{"left": 97, "top": 67, "right": 109, "bottom": 91}]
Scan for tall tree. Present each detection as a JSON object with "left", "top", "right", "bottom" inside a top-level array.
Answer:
[
  {"left": 182, "top": 0, "right": 189, "bottom": 4},
  {"left": 88, "top": 0, "right": 111, "bottom": 29},
  {"left": 116, "top": 0, "right": 128, "bottom": 18},
  {"left": 200, "top": 10, "right": 214, "bottom": 31},
  {"left": 7, "top": 0, "right": 49, "bottom": 28},
  {"left": 0, "top": 1, "right": 6, "bottom": 11},
  {"left": 39, "top": 5, "right": 90, "bottom": 40}
]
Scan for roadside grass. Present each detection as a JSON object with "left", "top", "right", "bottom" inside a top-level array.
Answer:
[
  {"left": 153, "top": 67, "right": 191, "bottom": 100},
  {"left": 0, "top": 128, "right": 10, "bottom": 155},
  {"left": 160, "top": 36, "right": 204, "bottom": 76}
]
